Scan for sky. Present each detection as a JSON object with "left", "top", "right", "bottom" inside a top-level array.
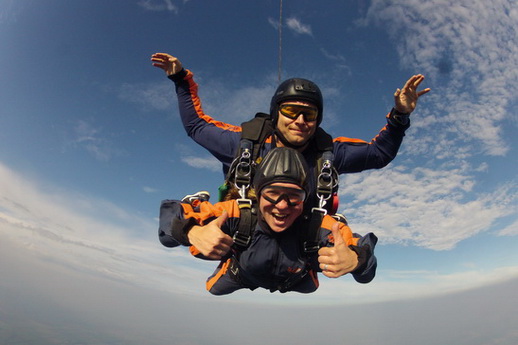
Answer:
[{"left": 0, "top": 0, "right": 517, "bottom": 344}]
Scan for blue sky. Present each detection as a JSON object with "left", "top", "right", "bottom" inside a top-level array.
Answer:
[{"left": 0, "top": 0, "right": 517, "bottom": 344}]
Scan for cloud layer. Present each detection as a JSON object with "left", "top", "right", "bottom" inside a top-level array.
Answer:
[{"left": 337, "top": 0, "right": 518, "bottom": 250}]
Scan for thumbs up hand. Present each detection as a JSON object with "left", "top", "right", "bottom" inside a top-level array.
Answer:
[
  {"left": 187, "top": 210, "right": 233, "bottom": 260},
  {"left": 318, "top": 222, "right": 359, "bottom": 278}
]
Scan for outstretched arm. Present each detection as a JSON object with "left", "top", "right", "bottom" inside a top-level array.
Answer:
[
  {"left": 332, "top": 74, "right": 430, "bottom": 174},
  {"left": 150, "top": 52, "right": 241, "bottom": 171}
]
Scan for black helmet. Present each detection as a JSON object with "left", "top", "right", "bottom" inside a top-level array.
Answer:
[
  {"left": 270, "top": 78, "right": 323, "bottom": 126},
  {"left": 253, "top": 147, "right": 309, "bottom": 195}
]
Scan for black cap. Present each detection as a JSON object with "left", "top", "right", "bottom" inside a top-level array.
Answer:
[{"left": 253, "top": 147, "right": 309, "bottom": 195}]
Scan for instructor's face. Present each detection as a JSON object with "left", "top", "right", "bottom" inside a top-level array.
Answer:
[{"left": 276, "top": 101, "right": 317, "bottom": 147}]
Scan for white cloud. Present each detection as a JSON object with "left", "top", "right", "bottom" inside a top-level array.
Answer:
[
  {"left": 363, "top": 0, "right": 518, "bottom": 157},
  {"left": 320, "top": 48, "right": 352, "bottom": 75},
  {"left": 143, "top": 186, "right": 158, "bottom": 193},
  {"left": 498, "top": 218, "right": 518, "bottom": 236},
  {"left": 1, "top": 159, "right": 517, "bottom": 308},
  {"left": 314, "top": 266, "right": 518, "bottom": 305},
  {"left": 339, "top": 165, "right": 518, "bottom": 250},
  {"left": 72, "top": 120, "right": 126, "bottom": 161},
  {"left": 200, "top": 78, "right": 275, "bottom": 123},
  {"left": 332, "top": 0, "right": 518, "bottom": 254},
  {"left": 268, "top": 17, "right": 280, "bottom": 30},
  {"left": 180, "top": 155, "right": 221, "bottom": 172},
  {"left": 137, "top": 0, "right": 179, "bottom": 13},
  {"left": 286, "top": 17, "right": 313, "bottom": 36},
  {"left": 172, "top": 143, "right": 224, "bottom": 173},
  {"left": 0, "top": 160, "right": 211, "bottom": 296},
  {"left": 116, "top": 75, "right": 274, "bottom": 123},
  {"left": 117, "top": 82, "right": 174, "bottom": 111}
]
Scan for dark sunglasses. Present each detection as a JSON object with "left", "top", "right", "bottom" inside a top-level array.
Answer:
[
  {"left": 279, "top": 103, "right": 318, "bottom": 122},
  {"left": 261, "top": 186, "right": 306, "bottom": 206}
]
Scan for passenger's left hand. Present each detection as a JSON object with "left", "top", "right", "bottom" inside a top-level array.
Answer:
[{"left": 318, "top": 222, "right": 359, "bottom": 278}]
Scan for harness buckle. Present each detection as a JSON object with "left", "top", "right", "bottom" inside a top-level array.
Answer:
[
  {"left": 232, "top": 198, "right": 254, "bottom": 249},
  {"left": 311, "top": 207, "right": 328, "bottom": 217},
  {"left": 331, "top": 213, "right": 347, "bottom": 224},
  {"left": 233, "top": 231, "right": 251, "bottom": 248},
  {"left": 229, "top": 258, "right": 240, "bottom": 276},
  {"left": 236, "top": 198, "right": 252, "bottom": 207},
  {"left": 303, "top": 207, "right": 327, "bottom": 253},
  {"left": 316, "top": 161, "right": 334, "bottom": 196},
  {"left": 303, "top": 241, "right": 320, "bottom": 253}
]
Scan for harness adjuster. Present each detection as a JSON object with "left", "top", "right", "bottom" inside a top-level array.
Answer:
[
  {"left": 233, "top": 231, "right": 251, "bottom": 248},
  {"left": 303, "top": 207, "right": 327, "bottom": 253},
  {"left": 303, "top": 242, "right": 320, "bottom": 253},
  {"left": 317, "top": 160, "right": 335, "bottom": 192},
  {"left": 229, "top": 257, "right": 240, "bottom": 276},
  {"left": 311, "top": 207, "right": 328, "bottom": 216},
  {"left": 236, "top": 199, "right": 253, "bottom": 207},
  {"left": 331, "top": 213, "right": 347, "bottom": 224},
  {"left": 277, "top": 266, "right": 309, "bottom": 293},
  {"left": 233, "top": 199, "right": 253, "bottom": 248}
]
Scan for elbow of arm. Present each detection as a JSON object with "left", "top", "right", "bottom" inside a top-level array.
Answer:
[
  {"left": 350, "top": 233, "right": 378, "bottom": 283},
  {"left": 159, "top": 231, "right": 181, "bottom": 248}
]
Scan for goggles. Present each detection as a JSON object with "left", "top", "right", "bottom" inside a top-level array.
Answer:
[
  {"left": 279, "top": 103, "right": 318, "bottom": 122},
  {"left": 261, "top": 185, "right": 306, "bottom": 206}
]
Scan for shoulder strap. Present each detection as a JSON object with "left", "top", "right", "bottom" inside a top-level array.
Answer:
[
  {"left": 240, "top": 112, "right": 275, "bottom": 162},
  {"left": 302, "top": 127, "right": 339, "bottom": 254},
  {"left": 222, "top": 113, "right": 274, "bottom": 201},
  {"left": 231, "top": 200, "right": 257, "bottom": 250},
  {"left": 313, "top": 127, "right": 334, "bottom": 152}
]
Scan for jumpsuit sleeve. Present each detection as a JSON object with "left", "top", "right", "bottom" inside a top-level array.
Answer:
[
  {"left": 158, "top": 199, "right": 196, "bottom": 247},
  {"left": 158, "top": 198, "right": 241, "bottom": 252},
  {"left": 332, "top": 110, "right": 411, "bottom": 173},
  {"left": 168, "top": 69, "right": 243, "bottom": 172},
  {"left": 349, "top": 232, "right": 378, "bottom": 284}
]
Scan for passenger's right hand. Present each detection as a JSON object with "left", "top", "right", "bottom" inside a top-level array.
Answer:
[
  {"left": 187, "top": 211, "right": 233, "bottom": 260},
  {"left": 151, "top": 52, "right": 183, "bottom": 76}
]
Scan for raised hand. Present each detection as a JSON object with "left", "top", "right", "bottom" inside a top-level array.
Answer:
[
  {"left": 394, "top": 74, "right": 431, "bottom": 114},
  {"left": 151, "top": 52, "right": 183, "bottom": 76}
]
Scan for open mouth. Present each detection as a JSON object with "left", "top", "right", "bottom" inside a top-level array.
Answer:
[{"left": 273, "top": 213, "right": 288, "bottom": 221}]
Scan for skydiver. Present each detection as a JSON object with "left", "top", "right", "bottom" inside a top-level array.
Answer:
[{"left": 159, "top": 147, "right": 377, "bottom": 294}]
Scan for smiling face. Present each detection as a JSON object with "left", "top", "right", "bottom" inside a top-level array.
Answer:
[
  {"left": 258, "top": 182, "right": 305, "bottom": 233},
  {"left": 275, "top": 100, "right": 318, "bottom": 148}
]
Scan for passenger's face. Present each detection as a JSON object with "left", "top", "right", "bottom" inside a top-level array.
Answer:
[
  {"left": 259, "top": 182, "right": 305, "bottom": 233},
  {"left": 276, "top": 101, "right": 318, "bottom": 148}
]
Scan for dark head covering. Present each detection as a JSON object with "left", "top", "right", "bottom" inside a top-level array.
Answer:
[{"left": 253, "top": 147, "right": 309, "bottom": 195}]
